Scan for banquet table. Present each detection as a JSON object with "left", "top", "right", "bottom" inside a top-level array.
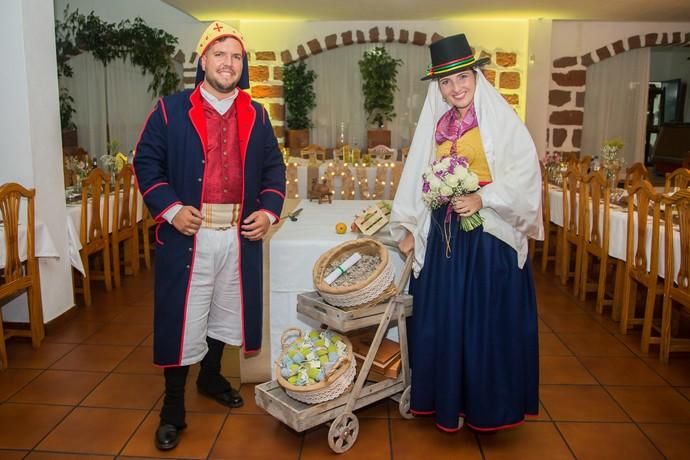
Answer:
[
  {"left": 66, "top": 188, "right": 144, "bottom": 275},
  {"left": 268, "top": 199, "right": 406, "bottom": 368},
  {"left": 548, "top": 185, "right": 681, "bottom": 280},
  {"left": 0, "top": 222, "right": 59, "bottom": 268}
]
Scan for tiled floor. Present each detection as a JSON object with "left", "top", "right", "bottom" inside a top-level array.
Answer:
[{"left": 2, "top": 265, "right": 690, "bottom": 459}]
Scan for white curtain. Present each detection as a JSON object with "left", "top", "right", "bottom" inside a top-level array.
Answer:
[
  {"left": 305, "top": 43, "right": 429, "bottom": 150},
  {"left": 581, "top": 48, "right": 650, "bottom": 166},
  {"left": 61, "top": 52, "right": 159, "bottom": 159}
]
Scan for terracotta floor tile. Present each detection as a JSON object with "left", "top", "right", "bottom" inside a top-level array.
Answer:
[
  {"left": 640, "top": 423, "right": 690, "bottom": 460},
  {"left": 26, "top": 453, "right": 112, "bottom": 459},
  {"left": 538, "top": 318, "right": 552, "bottom": 333},
  {"left": 616, "top": 331, "right": 652, "bottom": 358},
  {"left": 0, "top": 451, "right": 28, "bottom": 460},
  {"left": 678, "top": 387, "right": 690, "bottom": 400},
  {"left": 0, "top": 403, "right": 71, "bottom": 449},
  {"left": 579, "top": 356, "right": 667, "bottom": 386},
  {"left": 122, "top": 411, "right": 225, "bottom": 458},
  {"left": 81, "top": 373, "right": 164, "bottom": 409},
  {"left": 533, "top": 402, "right": 551, "bottom": 421},
  {"left": 37, "top": 407, "right": 147, "bottom": 455},
  {"left": 607, "top": 386, "right": 690, "bottom": 423},
  {"left": 540, "top": 385, "right": 629, "bottom": 422},
  {"left": 210, "top": 414, "right": 301, "bottom": 459},
  {"left": 140, "top": 334, "right": 154, "bottom": 347},
  {"left": 5, "top": 342, "right": 76, "bottom": 369},
  {"left": 478, "top": 421, "right": 573, "bottom": 460},
  {"left": 230, "top": 383, "right": 265, "bottom": 415},
  {"left": 540, "top": 356, "right": 597, "bottom": 384},
  {"left": 112, "top": 347, "right": 160, "bottom": 375},
  {"left": 84, "top": 323, "right": 151, "bottom": 346},
  {"left": 539, "top": 312, "right": 605, "bottom": 334},
  {"left": 356, "top": 398, "right": 389, "bottom": 418},
  {"left": 153, "top": 376, "right": 231, "bottom": 414},
  {"left": 109, "top": 306, "right": 153, "bottom": 324},
  {"left": 9, "top": 370, "right": 105, "bottom": 405},
  {"left": 0, "top": 369, "right": 41, "bottom": 401},
  {"left": 390, "top": 418, "right": 482, "bottom": 460},
  {"left": 539, "top": 333, "right": 573, "bottom": 356},
  {"left": 557, "top": 422, "right": 663, "bottom": 459},
  {"left": 643, "top": 357, "right": 690, "bottom": 386},
  {"left": 50, "top": 344, "right": 134, "bottom": 373},
  {"left": 538, "top": 299, "right": 583, "bottom": 315},
  {"left": 43, "top": 320, "right": 107, "bottom": 344},
  {"left": 557, "top": 332, "right": 634, "bottom": 357},
  {"left": 300, "top": 418, "right": 390, "bottom": 460}
]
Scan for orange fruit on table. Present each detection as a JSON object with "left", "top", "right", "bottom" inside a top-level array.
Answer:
[{"left": 335, "top": 222, "right": 347, "bottom": 234}]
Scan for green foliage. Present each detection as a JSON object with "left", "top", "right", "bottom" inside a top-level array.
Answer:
[
  {"left": 283, "top": 61, "right": 317, "bottom": 130},
  {"left": 55, "top": 6, "right": 181, "bottom": 129},
  {"left": 358, "top": 47, "right": 403, "bottom": 128},
  {"left": 59, "top": 87, "right": 76, "bottom": 130}
]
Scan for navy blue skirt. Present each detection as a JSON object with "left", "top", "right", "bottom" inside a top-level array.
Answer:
[{"left": 408, "top": 205, "right": 539, "bottom": 431}]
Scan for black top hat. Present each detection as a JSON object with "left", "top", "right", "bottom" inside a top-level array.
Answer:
[{"left": 421, "top": 33, "right": 490, "bottom": 81}]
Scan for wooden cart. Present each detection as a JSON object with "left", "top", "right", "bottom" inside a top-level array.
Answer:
[{"left": 255, "top": 256, "right": 414, "bottom": 453}]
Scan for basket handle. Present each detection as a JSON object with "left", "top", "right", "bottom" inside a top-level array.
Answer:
[
  {"left": 323, "top": 355, "right": 350, "bottom": 382},
  {"left": 280, "top": 327, "right": 303, "bottom": 349}
]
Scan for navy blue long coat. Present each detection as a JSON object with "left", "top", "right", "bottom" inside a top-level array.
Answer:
[{"left": 134, "top": 86, "right": 286, "bottom": 366}]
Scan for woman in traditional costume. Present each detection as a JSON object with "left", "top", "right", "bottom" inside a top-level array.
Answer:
[{"left": 391, "top": 33, "right": 543, "bottom": 432}]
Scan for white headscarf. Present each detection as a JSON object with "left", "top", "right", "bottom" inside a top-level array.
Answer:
[{"left": 391, "top": 70, "right": 543, "bottom": 276}]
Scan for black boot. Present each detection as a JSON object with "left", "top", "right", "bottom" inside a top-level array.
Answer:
[
  {"left": 196, "top": 336, "right": 243, "bottom": 408},
  {"left": 156, "top": 365, "right": 189, "bottom": 450}
]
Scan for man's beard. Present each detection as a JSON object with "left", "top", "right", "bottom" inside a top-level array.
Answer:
[{"left": 205, "top": 71, "right": 238, "bottom": 94}]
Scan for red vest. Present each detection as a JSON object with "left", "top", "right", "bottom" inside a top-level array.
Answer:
[{"left": 202, "top": 99, "right": 243, "bottom": 203}]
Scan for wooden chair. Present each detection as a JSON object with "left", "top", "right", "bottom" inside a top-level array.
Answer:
[
  {"left": 619, "top": 180, "right": 663, "bottom": 346},
  {"left": 659, "top": 190, "right": 690, "bottom": 362},
  {"left": 0, "top": 183, "right": 44, "bottom": 369},
  {"left": 559, "top": 164, "right": 584, "bottom": 295},
  {"left": 333, "top": 144, "right": 351, "bottom": 162},
  {"left": 111, "top": 165, "right": 139, "bottom": 287},
  {"left": 578, "top": 171, "right": 621, "bottom": 314},
  {"left": 400, "top": 147, "right": 410, "bottom": 164},
  {"left": 664, "top": 168, "right": 690, "bottom": 193},
  {"left": 74, "top": 168, "right": 112, "bottom": 306},
  {"left": 138, "top": 206, "right": 156, "bottom": 271},
  {"left": 624, "top": 162, "right": 650, "bottom": 190},
  {"left": 536, "top": 161, "right": 558, "bottom": 273},
  {"left": 300, "top": 144, "right": 326, "bottom": 162},
  {"left": 578, "top": 155, "right": 592, "bottom": 175},
  {"left": 368, "top": 145, "right": 396, "bottom": 161}
]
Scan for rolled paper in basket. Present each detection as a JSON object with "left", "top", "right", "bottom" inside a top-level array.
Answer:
[{"left": 324, "top": 252, "right": 362, "bottom": 285}]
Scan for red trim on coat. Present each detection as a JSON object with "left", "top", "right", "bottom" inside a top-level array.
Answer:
[
  {"left": 154, "top": 223, "right": 164, "bottom": 245},
  {"left": 260, "top": 208, "right": 280, "bottom": 225},
  {"left": 142, "top": 181, "right": 169, "bottom": 198},
  {"left": 235, "top": 89, "right": 257, "bottom": 355},
  {"left": 260, "top": 188, "right": 285, "bottom": 199},
  {"left": 154, "top": 200, "right": 182, "bottom": 223},
  {"left": 160, "top": 98, "right": 168, "bottom": 125}
]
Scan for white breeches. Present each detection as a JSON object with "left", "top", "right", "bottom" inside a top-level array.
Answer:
[{"left": 179, "top": 227, "right": 243, "bottom": 366}]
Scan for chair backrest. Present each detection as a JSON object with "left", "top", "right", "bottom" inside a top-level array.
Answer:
[
  {"left": 112, "top": 164, "right": 137, "bottom": 235},
  {"left": 626, "top": 179, "right": 662, "bottom": 281},
  {"left": 664, "top": 167, "right": 690, "bottom": 193},
  {"left": 0, "top": 183, "right": 35, "bottom": 284},
  {"left": 539, "top": 161, "right": 550, "bottom": 224},
  {"left": 581, "top": 170, "right": 610, "bottom": 251},
  {"left": 80, "top": 168, "right": 111, "bottom": 247},
  {"left": 300, "top": 144, "right": 326, "bottom": 162},
  {"left": 562, "top": 164, "right": 582, "bottom": 238},
  {"left": 662, "top": 189, "right": 690, "bottom": 304},
  {"left": 578, "top": 155, "right": 592, "bottom": 175},
  {"left": 624, "top": 162, "right": 650, "bottom": 190},
  {"left": 333, "top": 144, "right": 351, "bottom": 162},
  {"left": 368, "top": 144, "right": 396, "bottom": 161},
  {"left": 400, "top": 147, "right": 410, "bottom": 164}
]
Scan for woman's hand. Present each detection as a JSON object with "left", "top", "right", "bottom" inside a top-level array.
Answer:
[
  {"left": 452, "top": 194, "right": 483, "bottom": 217},
  {"left": 398, "top": 231, "right": 415, "bottom": 256}
]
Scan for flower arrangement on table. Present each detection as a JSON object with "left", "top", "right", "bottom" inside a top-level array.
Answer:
[
  {"left": 543, "top": 152, "right": 564, "bottom": 184},
  {"left": 278, "top": 329, "right": 348, "bottom": 386},
  {"left": 64, "top": 156, "right": 91, "bottom": 189},
  {"left": 601, "top": 138, "right": 624, "bottom": 187},
  {"left": 422, "top": 154, "right": 482, "bottom": 232},
  {"left": 99, "top": 140, "right": 129, "bottom": 180}
]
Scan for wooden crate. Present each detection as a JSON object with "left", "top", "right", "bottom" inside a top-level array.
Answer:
[{"left": 297, "top": 291, "right": 413, "bottom": 333}]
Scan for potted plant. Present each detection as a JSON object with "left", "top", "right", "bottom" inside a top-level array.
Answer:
[
  {"left": 358, "top": 47, "right": 402, "bottom": 148},
  {"left": 283, "top": 61, "right": 317, "bottom": 150},
  {"left": 60, "top": 87, "right": 78, "bottom": 147}
]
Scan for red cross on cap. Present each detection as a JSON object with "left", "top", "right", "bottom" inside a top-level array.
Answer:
[{"left": 213, "top": 23, "right": 224, "bottom": 32}]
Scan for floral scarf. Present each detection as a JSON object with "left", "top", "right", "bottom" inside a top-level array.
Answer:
[{"left": 434, "top": 103, "right": 478, "bottom": 155}]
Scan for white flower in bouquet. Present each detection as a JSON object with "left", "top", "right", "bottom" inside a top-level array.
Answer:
[
  {"left": 439, "top": 185, "right": 454, "bottom": 197},
  {"left": 462, "top": 172, "right": 480, "bottom": 192},
  {"left": 445, "top": 175, "right": 460, "bottom": 188}
]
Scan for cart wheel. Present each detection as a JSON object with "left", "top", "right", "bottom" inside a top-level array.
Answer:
[
  {"left": 328, "top": 412, "right": 359, "bottom": 453},
  {"left": 399, "top": 385, "right": 414, "bottom": 419}
]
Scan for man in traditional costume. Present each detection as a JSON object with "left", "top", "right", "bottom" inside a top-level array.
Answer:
[
  {"left": 391, "top": 34, "right": 543, "bottom": 433},
  {"left": 134, "top": 21, "right": 286, "bottom": 450}
]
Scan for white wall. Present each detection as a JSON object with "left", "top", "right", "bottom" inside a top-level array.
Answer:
[
  {"left": 650, "top": 48, "right": 690, "bottom": 122},
  {"left": 525, "top": 18, "right": 553, "bottom": 157},
  {"left": 1, "top": 0, "right": 74, "bottom": 322}
]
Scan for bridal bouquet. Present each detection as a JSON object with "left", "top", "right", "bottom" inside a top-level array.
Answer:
[{"left": 421, "top": 154, "right": 483, "bottom": 231}]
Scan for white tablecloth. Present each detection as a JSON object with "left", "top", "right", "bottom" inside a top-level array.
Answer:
[
  {"left": 296, "top": 164, "right": 396, "bottom": 200},
  {"left": 0, "top": 222, "right": 59, "bottom": 268},
  {"left": 269, "top": 199, "right": 406, "bottom": 369},
  {"left": 66, "top": 189, "right": 144, "bottom": 275},
  {"left": 548, "top": 186, "right": 681, "bottom": 280}
]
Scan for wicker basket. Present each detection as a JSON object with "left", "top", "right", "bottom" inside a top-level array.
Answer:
[
  {"left": 276, "top": 328, "right": 356, "bottom": 404},
  {"left": 313, "top": 238, "right": 397, "bottom": 309}
]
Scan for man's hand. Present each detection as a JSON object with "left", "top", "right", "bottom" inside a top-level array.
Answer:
[
  {"left": 452, "top": 193, "right": 483, "bottom": 217},
  {"left": 241, "top": 211, "right": 270, "bottom": 241},
  {"left": 398, "top": 231, "right": 415, "bottom": 256},
  {"left": 171, "top": 206, "right": 203, "bottom": 236}
]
